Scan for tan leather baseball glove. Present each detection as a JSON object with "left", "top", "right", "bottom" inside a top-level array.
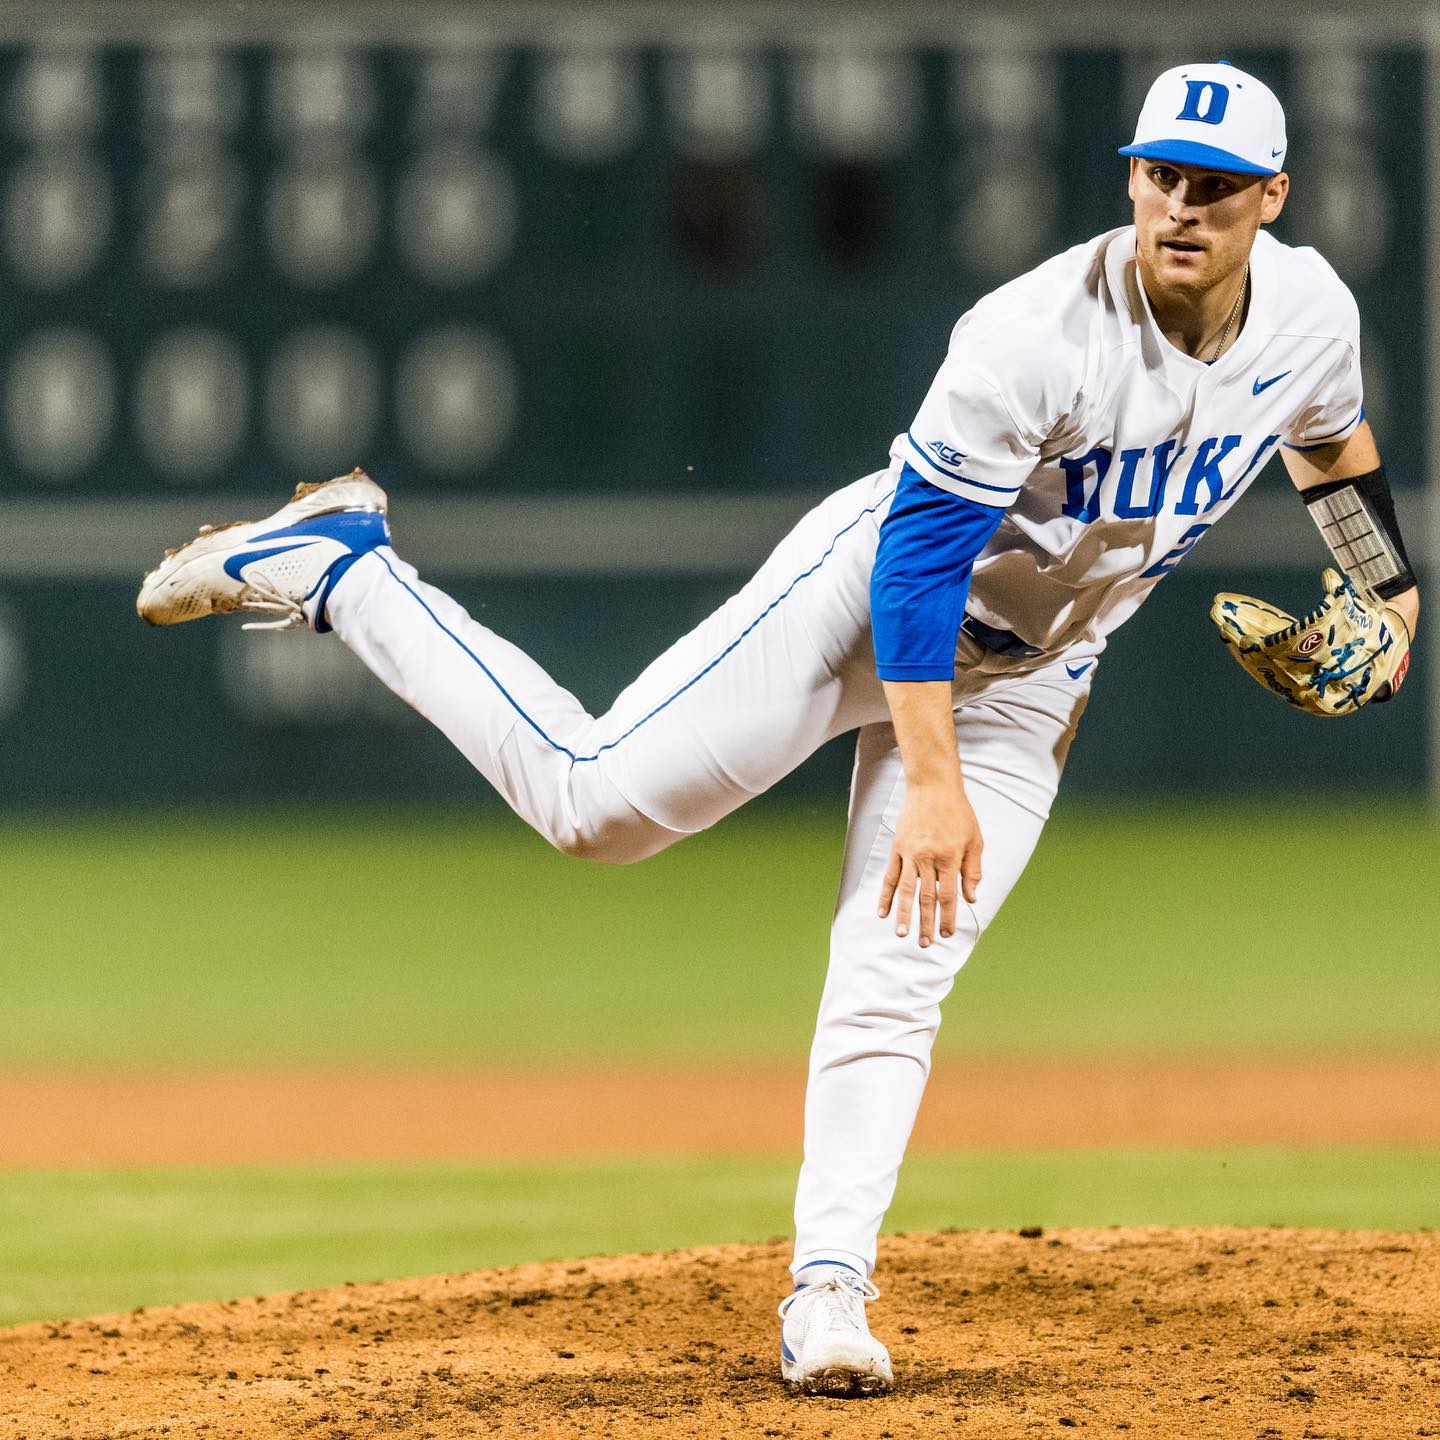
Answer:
[{"left": 1210, "top": 568, "right": 1412, "bottom": 716}]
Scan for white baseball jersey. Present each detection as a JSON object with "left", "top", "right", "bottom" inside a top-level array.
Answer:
[{"left": 894, "top": 225, "right": 1364, "bottom": 654}]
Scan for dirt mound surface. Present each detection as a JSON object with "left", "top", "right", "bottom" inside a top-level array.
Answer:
[{"left": 3, "top": 1228, "right": 1436, "bottom": 1438}]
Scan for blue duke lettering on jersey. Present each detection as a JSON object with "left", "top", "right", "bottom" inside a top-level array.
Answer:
[
  {"left": 1175, "top": 434, "right": 1242, "bottom": 514},
  {"left": 1060, "top": 433, "right": 1279, "bottom": 526}
]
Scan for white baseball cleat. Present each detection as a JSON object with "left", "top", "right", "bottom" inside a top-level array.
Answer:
[
  {"left": 136, "top": 469, "right": 389, "bottom": 634},
  {"left": 778, "top": 1264, "right": 894, "bottom": 1396}
]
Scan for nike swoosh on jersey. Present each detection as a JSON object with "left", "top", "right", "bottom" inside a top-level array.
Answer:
[
  {"left": 1252, "top": 370, "right": 1291, "bottom": 395},
  {"left": 1065, "top": 662, "right": 1093, "bottom": 680}
]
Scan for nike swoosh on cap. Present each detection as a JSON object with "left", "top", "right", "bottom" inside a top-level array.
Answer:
[
  {"left": 1252, "top": 371, "right": 1291, "bottom": 395},
  {"left": 1066, "top": 662, "right": 1093, "bottom": 680}
]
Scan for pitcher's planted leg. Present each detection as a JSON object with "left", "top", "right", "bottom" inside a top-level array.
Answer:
[{"left": 792, "top": 664, "right": 1091, "bottom": 1279}]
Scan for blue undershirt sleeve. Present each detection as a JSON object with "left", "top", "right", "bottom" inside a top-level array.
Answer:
[{"left": 871, "top": 463, "right": 1008, "bottom": 681}]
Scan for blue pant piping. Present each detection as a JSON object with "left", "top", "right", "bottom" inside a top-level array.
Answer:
[{"left": 371, "top": 488, "right": 893, "bottom": 765}]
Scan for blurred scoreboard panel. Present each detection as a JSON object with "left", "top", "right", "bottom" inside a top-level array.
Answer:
[
  {"left": 0, "top": 41, "right": 1425, "bottom": 498},
  {"left": 0, "top": 34, "right": 1427, "bottom": 802}
]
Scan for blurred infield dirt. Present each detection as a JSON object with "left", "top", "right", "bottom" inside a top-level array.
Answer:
[
  {"left": 5, "top": 1056, "right": 1440, "bottom": 1165},
  {"left": 3, "top": 1228, "right": 1436, "bottom": 1439}
]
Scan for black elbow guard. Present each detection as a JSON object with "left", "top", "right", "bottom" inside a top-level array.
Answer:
[{"left": 1302, "top": 465, "right": 1418, "bottom": 600}]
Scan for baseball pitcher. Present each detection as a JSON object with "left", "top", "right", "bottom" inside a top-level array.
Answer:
[{"left": 136, "top": 61, "right": 1420, "bottom": 1396}]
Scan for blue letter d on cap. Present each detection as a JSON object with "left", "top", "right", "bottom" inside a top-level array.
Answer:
[{"left": 1177, "top": 79, "right": 1229, "bottom": 125}]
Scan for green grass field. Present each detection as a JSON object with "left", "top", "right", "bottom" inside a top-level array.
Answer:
[
  {"left": 2, "top": 1148, "right": 1435, "bottom": 1326},
  {"left": 3, "top": 803, "right": 1438, "bottom": 1065},
  {"left": 2, "top": 804, "right": 1436, "bottom": 1325}
]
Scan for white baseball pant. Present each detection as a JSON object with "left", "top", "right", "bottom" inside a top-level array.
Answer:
[{"left": 324, "top": 469, "right": 1092, "bottom": 1275}]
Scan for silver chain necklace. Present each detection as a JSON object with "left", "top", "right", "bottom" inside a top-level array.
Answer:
[{"left": 1207, "top": 266, "right": 1249, "bottom": 361}]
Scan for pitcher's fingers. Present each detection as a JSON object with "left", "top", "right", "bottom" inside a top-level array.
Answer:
[
  {"left": 894, "top": 860, "right": 918, "bottom": 937},
  {"left": 960, "top": 842, "right": 983, "bottom": 906},
  {"left": 917, "top": 861, "right": 941, "bottom": 948},
  {"left": 938, "top": 871, "right": 958, "bottom": 939},
  {"left": 877, "top": 846, "right": 902, "bottom": 918}
]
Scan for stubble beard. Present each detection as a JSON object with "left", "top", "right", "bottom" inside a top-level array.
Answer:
[{"left": 1142, "top": 234, "right": 1245, "bottom": 308}]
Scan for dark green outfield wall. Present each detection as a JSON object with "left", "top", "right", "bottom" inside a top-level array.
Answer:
[
  {"left": 0, "top": 564, "right": 1423, "bottom": 805},
  {"left": 0, "top": 37, "right": 1427, "bottom": 801}
]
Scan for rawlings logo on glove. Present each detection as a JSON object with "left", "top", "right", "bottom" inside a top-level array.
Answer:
[{"left": 1210, "top": 568, "right": 1412, "bottom": 717}]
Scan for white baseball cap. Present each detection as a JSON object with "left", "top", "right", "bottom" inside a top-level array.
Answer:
[{"left": 1119, "top": 61, "right": 1287, "bottom": 176}]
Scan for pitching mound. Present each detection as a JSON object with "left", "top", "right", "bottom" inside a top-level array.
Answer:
[{"left": 4, "top": 1229, "right": 1436, "bottom": 1438}]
